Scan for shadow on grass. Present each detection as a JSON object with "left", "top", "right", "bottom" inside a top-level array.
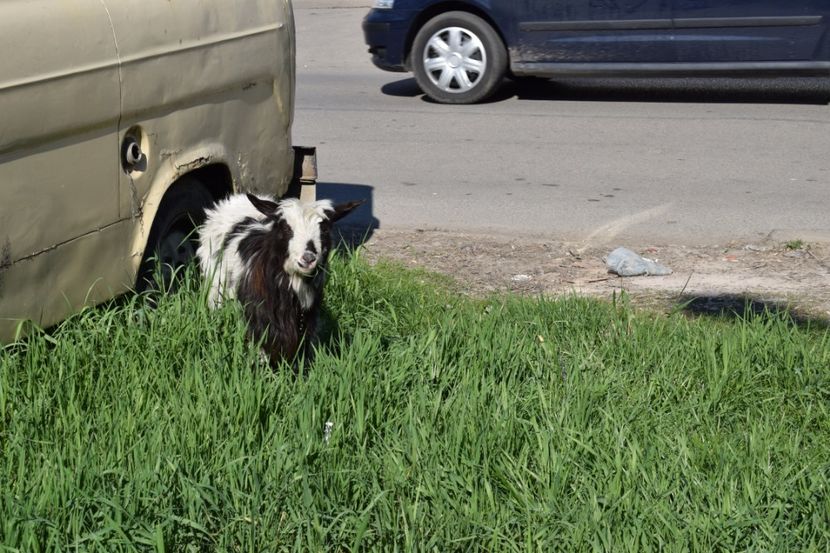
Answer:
[
  {"left": 315, "top": 305, "right": 345, "bottom": 357},
  {"left": 676, "top": 293, "right": 830, "bottom": 330}
]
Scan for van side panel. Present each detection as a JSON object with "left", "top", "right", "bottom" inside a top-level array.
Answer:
[
  {"left": 0, "top": 0, "right": 120, "bottom": 265},
  {"left": 0, "top": 0, "right": 121, "bottom": 335},
  {"left": 103, "top": 0, "right": 296, "bottom": 228},
  {"left": 0, "top": 222, "right": 133, "bottom": 341},
  {"left": 0, "top": 0, "right": 298, "bottom": 340}
]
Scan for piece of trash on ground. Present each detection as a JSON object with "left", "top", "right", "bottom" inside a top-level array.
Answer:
[
  {"left": 605, "top": 247, "right": 672, "bottom": 277},
  {"left": 511, "top": 274, "right": 532, "bottom": 282}
]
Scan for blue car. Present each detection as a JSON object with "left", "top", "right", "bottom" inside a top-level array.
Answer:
[{"left": 363, "top": 0, "right": 830, "bottom": 104}]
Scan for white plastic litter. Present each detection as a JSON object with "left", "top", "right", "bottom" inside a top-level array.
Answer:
[{"left": 605, "top": 247, "right": 672, "bottom": 277}]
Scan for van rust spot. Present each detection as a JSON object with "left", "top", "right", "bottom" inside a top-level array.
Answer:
[
  {"left": 128, "top": 174, "right": 142, "bottom": 220},
  {"left": 0, "top": 239, "right": 11, "bottom": 297},
  {"left": 160, "top": 148, "right": 182, "bottom": 159},
  {"left": 176, "top": 155, "right": 212, "bottom": 173}
]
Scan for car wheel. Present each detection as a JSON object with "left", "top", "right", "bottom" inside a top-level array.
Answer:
[
  {"left": 411, "top": 11, "right": 507, "bottom": 104},
  {"left": 136, "top": 176, "right": 214, "bottom": 292}
]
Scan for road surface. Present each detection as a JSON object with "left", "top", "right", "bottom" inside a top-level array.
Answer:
[{"left": 293, "top": 2, "right": 830, "bottom": 249}]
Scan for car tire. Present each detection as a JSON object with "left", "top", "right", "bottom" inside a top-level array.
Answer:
[
  {"left": 411, "top": 11, "right": 507, "bottom": 104},
  {"left": 136, "top": 176, "right": 214, "bottom": 293}
]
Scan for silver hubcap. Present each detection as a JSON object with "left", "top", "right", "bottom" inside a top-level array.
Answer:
[{"left": 422, "top": 26, "right": 486, "bottom": 94}]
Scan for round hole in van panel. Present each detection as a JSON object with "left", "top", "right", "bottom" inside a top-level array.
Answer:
[{"left": 121, "top": 126, "right": 149, "bottom": 174}]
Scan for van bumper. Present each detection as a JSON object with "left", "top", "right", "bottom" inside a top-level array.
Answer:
[{"left": 287, "top": 145, "right": 317, "bottom": 202}]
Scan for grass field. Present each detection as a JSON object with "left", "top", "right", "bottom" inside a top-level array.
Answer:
[{"left": 2, "top": 251, "right": 829, "bottom": 552}]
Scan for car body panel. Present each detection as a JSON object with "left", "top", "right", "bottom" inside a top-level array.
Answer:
[
  {"left": 0, "top": 0, "right": 121, "bottom": 276},
  {"left": 514, "top": 1, "right": 677, "bottom": 63},
  {"left": 1, "top": 221, "right": 135, "bottom": 341},
  {"left": 673, "top": 0, "right": 827, "bottom": 62},
  {"left": 103, "top": 0, "right": 296, "bottom": 276},
  {"left": 363, "top": 0, "right": 830, "bottom": 75},
  {"left": 0, "top": 0, "right": 298, "bottom": 341}
]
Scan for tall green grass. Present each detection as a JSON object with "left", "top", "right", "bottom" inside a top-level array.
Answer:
[{"left": 1, "top": 251, "right": 829, "bottom": 552}]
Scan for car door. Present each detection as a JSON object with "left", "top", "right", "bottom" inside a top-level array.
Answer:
[
  {"left": 672, "top": 0, "right": 828, "bottom": 62},
  {"left": 512, "top": 0, "right": 676, "bottom": 64},
  {"left": 0, "top": 0, "right": 120, "bottom": 334}
]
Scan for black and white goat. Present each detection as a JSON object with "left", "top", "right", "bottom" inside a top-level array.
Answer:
[{"left": 197, "top": 193, "right": 361, "bottom": 366}]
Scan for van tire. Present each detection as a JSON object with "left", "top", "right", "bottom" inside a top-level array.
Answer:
[{"left": 136, "top": 177, "right": 214, "bottom": 292}]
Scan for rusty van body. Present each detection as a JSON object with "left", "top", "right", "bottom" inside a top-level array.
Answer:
[{"left": 0, "top": 0, "right": 314, "bottom": 340}]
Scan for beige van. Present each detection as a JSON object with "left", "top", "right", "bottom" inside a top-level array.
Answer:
[{"left": 0, "top": 0, "right": 314, "bottom": 341}]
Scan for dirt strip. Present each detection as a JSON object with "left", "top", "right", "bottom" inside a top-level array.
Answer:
[{"left": 347, "top": 228, "right": 830, "bottom": 321}]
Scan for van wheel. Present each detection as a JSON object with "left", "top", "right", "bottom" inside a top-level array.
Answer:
[
  {"left": 136, "top": 177, "right": 214, "bottom": 292},
  {"left": 411, "top": 11, "right": 507, "bottom": 104}
]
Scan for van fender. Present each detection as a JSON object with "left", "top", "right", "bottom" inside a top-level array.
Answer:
[{"left": 128, "top": 143, "right": 236, "bottom": 275}]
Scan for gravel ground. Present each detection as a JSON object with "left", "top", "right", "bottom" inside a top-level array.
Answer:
[{"left": 342, "top": 228, "right": 830, "bottom": 322}]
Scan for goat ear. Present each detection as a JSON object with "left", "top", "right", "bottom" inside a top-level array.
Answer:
[
  {"left": 247, "top": 194, "right": 279, "bottom": 216},
  {"left": 326, "top": 200, "right": 365, "bottom": 223}
]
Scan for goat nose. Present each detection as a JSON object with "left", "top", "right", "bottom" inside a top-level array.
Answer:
[{"left": 301, "top": 252, "right": 317, "bottom": 266}]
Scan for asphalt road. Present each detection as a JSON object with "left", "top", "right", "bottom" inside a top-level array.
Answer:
[{"left": 293, "top": 2, "right": 830, "bottom": 247}]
